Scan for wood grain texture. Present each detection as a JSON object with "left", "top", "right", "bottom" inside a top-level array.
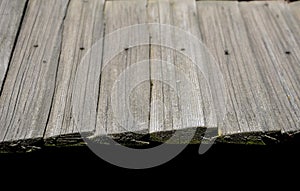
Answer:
[
  {"left": 147, "top": 0, "right": 180, "bottom": 132},
  {"left": 0, "top": 0, "right": 27, "bottom": 92},
  {"left": 1, "top": 0, "right": 300, "bottom": 145},
  {"left": 288, "top": 1, "right": 300, "bottom": 46},
  {"left": 197, "top": 1, "right": 276, "bottom": 135},
  {"left": 289, "top": 1, "right": 300, "bottom": 23},
  {"left": 45, "top": 0, "right": 105, "bottom": 138},
  {"left": 147, "top": 0, "right": 217, "bottom": 133},
  {"left": 95, "top": 0, "right": 150, "bottom": 135},
  {"left": 240, "top": 1, "right": 300, "bottom": 133},
  {"left": 0, "top": 0, "right": 69, "bottom": 142}
]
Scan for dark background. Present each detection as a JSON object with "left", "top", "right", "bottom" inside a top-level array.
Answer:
[
  {"left": 1, "top": 143, "right": 299, "bottom": 176},
  {"left": 0, "top": 144, "right": 299, "bottom": 190}
]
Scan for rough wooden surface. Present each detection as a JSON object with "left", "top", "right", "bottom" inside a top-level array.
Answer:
[
  {"left": 240, "top": 1, "right": 300, "bottom": 133},
  {"left": 45, "top": 0, "right": 105, "bottom": 138},
  {"left": 0, "top": 0, "right": 300, "bottom": 146},
  {"left": 148, "top": 0, "right": 182, "bottom": 133},
  {"left": 198, "top": 1, "right": 274, "bottom": 135},
  {"left": 0, "top": 0, "right": 27, "bottom": 92},
  {"left": 0, "top": 0, "right": 69, "bottom": 142},
  {"left": 148, "top": 0, "right": 212, "bottom": 133},
  {"left": 290, "top": 1, "right": 300, "bottom": 23},
  {"left": 96, "top": 0, "right": 150, "bottom": 135},
  {"left": 287, "top": 2, "right": 300, "bottom": 46}
]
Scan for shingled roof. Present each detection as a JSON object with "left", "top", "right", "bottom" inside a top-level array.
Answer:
[{"left": 0, "top": 0, "right": 300, "bottom": 150}]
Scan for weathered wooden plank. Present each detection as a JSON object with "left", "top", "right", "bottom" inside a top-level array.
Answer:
[
  {"left": 287, "top": 1, "right": 300, "bottom": 47},
  {"left": 0, "top": 0, "right": 69, "bottom": 142},
  {"left": 267, "top": 2, "right": 300, "bottom": 107},
  {"left": 45, "top": 0, "right": 105, "bottom": 138},
  {"left": 170, "top": 0, "right": 221, "bottom": 132},
  {"left": 197, "top": 1, "right": 279, "bottom": 135},
  {"left": 198, "top": 1, "right": 247, "bottom": 135},
  {"left": 147, "top": 0, "right": 180, "bottom": 133},
  {"left": 147, "top": 0, "right": 217, "bottom": 133},
  {"left": 0, "top": 0, "right": 27, "bottom": 93},
  {"left": 289, "top": 1, "right": 300, "bottom": 23},
  {"left": 95, "top": 0, "right": 150, "bottom": 135},
  {"left": 1, "top": 0, "right": 299, "bottom": 145},
  {"left": 240, "top": 1, "right": 300, "bottom": 133}
]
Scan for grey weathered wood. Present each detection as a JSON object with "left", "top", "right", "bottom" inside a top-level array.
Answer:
[
  {"left": 197, "top": 1, "right": 279, "bottom": 135},
  {"left": 290, "top": 1, "right": 300, "bottom": 23},
  {"left": 45, "top": 0, "right": 105, "bottom": 138},
  {"left": 1, "top": 0, "right": 300, "bottom": 146},
  {"left": 95, "top": 0, "right": 150, "bottom": 135},
  {"left": 240, "top": 1, "right": 300, "bottom": 133},
  {"left": 0, "top": 0, "right": 69, "bottom": 142},
  {"left": 170, "top": 0, "right": 218, "bottom": 131},
  {"left": 287, "top": 1, "right": 300, "bottom": 47},
  {"left": 147, "top": 0, "right": 180, "bottom": 132},
  {"left": 267, "top": 1, "right": 300, "bottom": 61},
  {"left": 147, "top": 0, "right": 217, "bottom": 133},
  {"left": 267, "top": 2, "right": 300, "bottom": 108},
  {"left": 198, "top": 1, "right": 247, "bottom": 135},
  {"left": 0, "top": 0, "right": 27, "bottom": 93}
]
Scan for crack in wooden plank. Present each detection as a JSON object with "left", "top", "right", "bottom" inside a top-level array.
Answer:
[
  {"left": 0, "top": 0, "right": 70, "bottom": 142},
  {"left": 1, "top": 0, "right": 300, "bottom": 145},
  {"left": 44, "top": 0, "right": 106, "bottom": 138},
  {"left": 43, "top": 0, "right": 71, "bottom": 138},
  {"left": 0, "top": 0, "right": 28, "bottom": 96}
]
